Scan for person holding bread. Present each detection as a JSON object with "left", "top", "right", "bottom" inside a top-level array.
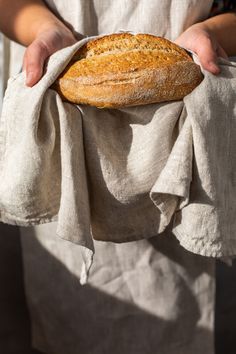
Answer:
[{"left": 0, "top": 1, "right": 236, "bottom": 353}]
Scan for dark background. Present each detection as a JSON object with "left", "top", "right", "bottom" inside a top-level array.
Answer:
[{"left": 0, "top": 222, "right": 235, "bottom": 354}]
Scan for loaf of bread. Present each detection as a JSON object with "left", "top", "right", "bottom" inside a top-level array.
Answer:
[{"left": 53, "top": 33, "right": 203, "bottom": 108}]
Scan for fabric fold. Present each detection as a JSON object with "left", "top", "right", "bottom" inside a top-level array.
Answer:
[
  {"left": 173, "top": 59, "right": 236, "bottom": 257},
  {"left": 0, "top": 39, "right": 96, "bottom": 281},
  {"left": 1, "top": 34, "right": 236, "bottom": 269},
  {"left": 150, "top": 111, "right": 193, "bottom": 226}
]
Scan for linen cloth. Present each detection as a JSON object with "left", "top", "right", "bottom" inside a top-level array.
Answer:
[
  {"left": 21, "top": 221, "right": 215, "bottom": 354},
  {"left": 1, "top": 36, "right": 236, "bottom": 270},
  {"left": 0, "top": 0, "right": 217, "bottom": 353}
]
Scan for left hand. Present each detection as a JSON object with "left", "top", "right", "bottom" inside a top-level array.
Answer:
[{"left": 175, "top": 22, "right": 228, "bottom": 75}]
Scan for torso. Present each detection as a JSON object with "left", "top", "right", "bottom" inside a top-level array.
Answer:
[
  {"left": 7, "top": 0, "right": 213, "bottom": 78},
  {"left": 46, "top": 0, "right": 213, "bottom": 39}
]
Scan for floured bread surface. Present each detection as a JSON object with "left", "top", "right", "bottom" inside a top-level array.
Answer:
[{"left": 54, "top": 33, "right": 203, "bottom": 108}]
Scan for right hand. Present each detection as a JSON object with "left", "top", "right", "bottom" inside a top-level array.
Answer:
[{"left": 23, "top": 24, "right": 77, "bottom": 87}]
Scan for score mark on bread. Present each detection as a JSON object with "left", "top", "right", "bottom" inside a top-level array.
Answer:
[{"left": 53, "top": 33, "right": 203, "bottom": 108}]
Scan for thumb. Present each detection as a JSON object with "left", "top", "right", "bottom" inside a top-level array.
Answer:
[
  {"left": 23, "top": 40, "right": 49, "bottom": 87},
  {"left": 196, "top": 37, "right": 220, "bottom": 75}
]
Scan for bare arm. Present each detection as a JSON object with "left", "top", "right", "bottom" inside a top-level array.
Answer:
[
  {"left": 0, "top": 0, "right": 73, "bottom": 45},
  {"left": 0, "top": 1, "right": 236, "bottom": 86},
  {"left": 204, "top": 12, "right": 236, "bottom": 56},
  {"left": 0, "top": 0, "right": 76, "bottom": 85},
  {"left": 176, "top": 12, "right": 236, "bottom": 74}
]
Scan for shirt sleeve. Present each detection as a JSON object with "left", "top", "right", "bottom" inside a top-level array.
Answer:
[{"left": 210, "top": 0, "right": 236, "bottom": 16}]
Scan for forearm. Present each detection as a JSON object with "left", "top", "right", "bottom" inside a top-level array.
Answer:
[
  {"left": 0, "top": 0, "right": 70, "bottom": 45},
  {"left": 202, "top": 12, "right": 236, "bottom": 56}
]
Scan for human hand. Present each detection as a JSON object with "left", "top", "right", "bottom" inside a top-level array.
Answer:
[
  {"left": 23, "top": 24, "right": 77, "bottom": 87},
  {"left": 175, "top": 23, "right": 228, "bottom": 75}
]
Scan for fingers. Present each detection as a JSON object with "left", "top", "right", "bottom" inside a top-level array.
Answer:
[
  {"left": 23, "top": 26, "right": 77, "bottom": 87},
  {"left": 195, "top": 36, "right": 220, "bottom": 75},
  {"left": 23, "top": 40, "right": 49, "bottom": 87},
  {"left": 175, "top": 24, "right": 228, "bottom": 76}
]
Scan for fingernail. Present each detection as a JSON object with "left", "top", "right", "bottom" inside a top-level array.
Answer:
[
  {"left": 26, "top": 72, "right": 34, "bottom": 86},
  {"left": 209, "top": 61, "right": 220, "bottom": 74}
]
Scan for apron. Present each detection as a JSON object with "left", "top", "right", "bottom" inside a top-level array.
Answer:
[{"left": 5, "top": 1, "right": 216, "bottom": 353}]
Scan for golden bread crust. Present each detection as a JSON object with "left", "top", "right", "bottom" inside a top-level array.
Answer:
[{"left": 54, "top": 33, "right": 203, "bottom": 108}]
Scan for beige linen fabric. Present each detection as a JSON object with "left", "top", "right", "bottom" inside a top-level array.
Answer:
[
  {"left": 0, "top": 0, "right": 218, "bottom": 353},
  {"left": 174, "top": 59, "right": 236, "bottom": 256},
  {"left": 5, "top": 0, "right": 214, "bottom": 85},
  {"left": 21, "top": 221, "right": 215, "bottom": 354},
  {"left": 1, "top": 37, "right": 236, "bottom": 264},
  {"left": 46, "top": 0, "right": 213, "bottom": 41}
]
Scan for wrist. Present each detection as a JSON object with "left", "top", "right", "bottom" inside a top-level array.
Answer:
[
  {"left": 195, "top": 13, "right": 236, "bottom": 56},
  {"left": 31, "top": 17, "right": 72, "bottom": 40},
  {"left": 4, "top": 0, "right": 75, "bottom": 46},
  {"left": 34, "top": 20, "right": 76, "bottom": 45},
  {"left": 184, "top": 21, "right": 212, "bottom": 36}
]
